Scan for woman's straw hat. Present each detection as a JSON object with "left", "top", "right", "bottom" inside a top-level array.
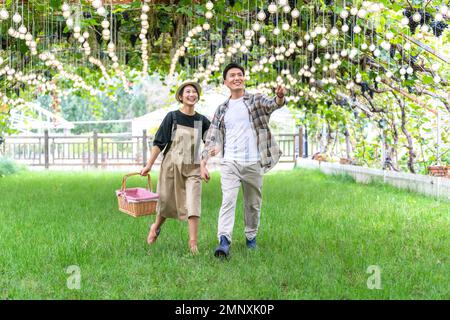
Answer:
[{"left": 175, "top": 81, "right": 202, "bottom": 103}]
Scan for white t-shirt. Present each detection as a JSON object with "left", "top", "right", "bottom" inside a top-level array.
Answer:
[{"left": 223, "top": 97, "right": 260, "bottom": 163}]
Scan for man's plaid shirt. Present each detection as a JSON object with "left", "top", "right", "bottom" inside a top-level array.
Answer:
[{"left": 201, "top": 91, "right": 286, "bottom": 173}]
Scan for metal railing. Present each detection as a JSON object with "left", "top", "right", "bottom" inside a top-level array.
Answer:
[{"left": 1, "top": 130, "right": 300, "bottom": 168}]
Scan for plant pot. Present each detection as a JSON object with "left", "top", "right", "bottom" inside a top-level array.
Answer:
[{"left": 427, "top": 165, "right": 448, "bottom": 177}]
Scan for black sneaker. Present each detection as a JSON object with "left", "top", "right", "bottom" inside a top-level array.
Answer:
[
  {"left": 214, "top": 235, "right": 230, "bottom": 258},
  {"left": 246, "top": 237, "right": 256, "bottom": 249}
]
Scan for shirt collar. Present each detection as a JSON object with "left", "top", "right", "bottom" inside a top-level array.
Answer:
[{"left": 224, "top": 91, "right": 251, "bottom": 106}]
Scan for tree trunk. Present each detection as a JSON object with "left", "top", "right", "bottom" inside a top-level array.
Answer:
[
  {"left": 344, "top": 127, "right": 352, "bottom": 159},
  {"left": 393, "top": 93, "right": 416, "bottom": 173}
]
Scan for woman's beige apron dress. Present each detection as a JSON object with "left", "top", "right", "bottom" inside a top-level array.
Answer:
[{"left": 156, "top": 113, "right": 202, "bottom": 220}]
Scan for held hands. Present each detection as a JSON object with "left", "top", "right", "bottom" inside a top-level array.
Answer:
[{"left": 200, "top": 161, "right": 210, "bottom": 183}]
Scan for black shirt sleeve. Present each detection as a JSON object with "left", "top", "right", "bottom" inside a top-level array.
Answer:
[
  {"left": 202, "top": 116, "right": 211, "bottom": 143},
  {"left": 153, "top": 112, "right": 173, "bottom": 152}
]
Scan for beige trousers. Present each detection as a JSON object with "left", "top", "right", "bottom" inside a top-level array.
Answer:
[{"left": 217, "top": 159, "right": 263, "bottom": 243}]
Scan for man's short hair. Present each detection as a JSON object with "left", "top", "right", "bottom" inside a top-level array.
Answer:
[{"left": 223, "top": 62, "right": 245, "bottom": 80}]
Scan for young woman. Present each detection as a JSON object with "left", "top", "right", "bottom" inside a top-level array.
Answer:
[{"left": 140, "top": 81, "right": 211, "bottom": 254}]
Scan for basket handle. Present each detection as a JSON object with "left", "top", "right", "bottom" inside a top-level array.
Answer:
[{"left": 121, "top": 172, "right": 153, "bottom": 193}]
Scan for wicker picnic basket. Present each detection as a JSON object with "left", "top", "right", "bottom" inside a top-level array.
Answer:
[{"left": 116, "top": 173, "right": 159, "bottom": 217}]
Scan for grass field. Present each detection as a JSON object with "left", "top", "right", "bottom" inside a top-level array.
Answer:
[{"left": 0, "top": 169, "right": 448, "bottom": 299}]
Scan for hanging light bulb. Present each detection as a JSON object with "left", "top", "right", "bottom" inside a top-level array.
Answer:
[
  {"left": 92, "top": 0, "right": 102, "bottom": 9},
  {"left": 291, "top": 8, "right": 300, "bottom": 18},
  {"left": 330, "top": 27, "right": 339, "bottom": 36},
  {"left": 206, "top": 1, "right": 214, "bottom": 10},
  {"left": 412, "top": 12, "right": 421, "bottom": 22},
  {"left": 353, "top": 25, "right": 361, "bottom": 34},
  {"left": 101, "top": 20, "right": 110, "bottom": 29},
  {"left": 361, "top": 43, "right": 368, "bottom": 50},
  {"left": 401, "top": 17, "right": 409, "bottom": 26},
  {"left": 18, "top": 25, "right": 27, "bottom": 34},
  {"left": 257, "top": 10, "right": 266, "bottom": 21},
  {"left": 66, "top": 17, "right": 74, "bottom": 27},
  {"left": 259, "top": 36, "right": 266, "bottom": 44},
  {"left": 434, "top": 75, "right": 441, "bottom": 83},
  {"left": 421, "top": 25, "right": 429, "bottom": 33},
  {"left": 431, "top": 63, "right": 440, "bottom": 71},
  {"left": 0, "top": 9, "right": 9, "bottom": 20},
  {"left": 404, "top": 42, "right": 411, "bottom": 50},
  {"left": 340, "top": 10, "right": 349, "bottom": 19},
  {"left": 320, "top": 39, "right": 328, "bottom": 47},
  {"left": 342, "top": 24, "right": 349, "bottom": 32},
  {"left": 12, "top": 13, "right": 22, "bottom": 24},
  {"left": 252, "top": 22, "right": 261, "bottom": 32},
  {"left": 205, "top": 11, "right": 213, "bottom": 19},
  {"left": 381, "top": 41, "right": 391, "bottom": 50},
  {"left": 102, "top": 29, "right": 110, "bottom": 38},
  {"left": 357, "top": 9, "right": 367, "bottom": 18},
  {"left": 283, "top": 5, "right": 291, "bottom": 14},
  {"left": 282, "top": 22, "right": 290, "bottom": 31},
  {"left": 307, "top": 43, "right": 315, "bottom": 51},
  {"left": 350, "top": 7, "right": 358, "bottom": 16},
  {"left": 203, "top": 23, "right": 210, "bottom": 30},
  {"left": 97, "top": 7, "right": 107, "bottom": 16},
  {"left": 62, "top": 3, "right": 70, "bottom": 12},
  {"left": 273, "top": 27, "right": 280, "bottom": 35},
  {"left": 268, "top": 2, "right": 278, "bottom": 14}
]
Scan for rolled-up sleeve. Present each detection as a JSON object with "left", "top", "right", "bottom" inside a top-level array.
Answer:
[
  {"left": 258, "top": 94, "right": 286, "bottom": 115},
  {"left": 153, "top": 113, "right": 173, "bottom": 152}
]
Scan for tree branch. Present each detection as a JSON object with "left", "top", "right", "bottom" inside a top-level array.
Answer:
[{"left": 381, "top": 80, "right": 438, "bottom": 115}]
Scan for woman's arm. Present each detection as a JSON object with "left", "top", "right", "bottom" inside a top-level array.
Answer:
[
  {"left": 140, "top": 113, "right": 173, "bottom": 176},
  {"left": 140, "top": 146, "right": 162, "bottom": 176}
]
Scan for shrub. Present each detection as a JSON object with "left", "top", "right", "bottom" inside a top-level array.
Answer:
[{"left": 0, "top": 157, "right": 27, "bottom": 177}]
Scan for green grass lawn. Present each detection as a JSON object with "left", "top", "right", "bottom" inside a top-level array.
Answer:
[{"left": 0, "top": 169, "right": 448, "bottom": 299}]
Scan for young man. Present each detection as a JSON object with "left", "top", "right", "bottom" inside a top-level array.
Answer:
[{"left": 200, "top": 62, "right": 287, "bottom": 258}]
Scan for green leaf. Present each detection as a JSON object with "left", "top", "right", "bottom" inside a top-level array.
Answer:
[{"left": 422, "top": 75, "right": 434, "bottom": 85}]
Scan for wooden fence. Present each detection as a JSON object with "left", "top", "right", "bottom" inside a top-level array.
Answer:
[{"left": 1, "top": 130, "right": 301, "bottom": 168}]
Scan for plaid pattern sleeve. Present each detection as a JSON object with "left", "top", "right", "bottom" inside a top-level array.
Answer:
[
  {"left": 257, "top": 94, "right": 286, "bottom": 115},
  {"left": 244, "top": 93, "right": 284, "bottom": 172}
]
